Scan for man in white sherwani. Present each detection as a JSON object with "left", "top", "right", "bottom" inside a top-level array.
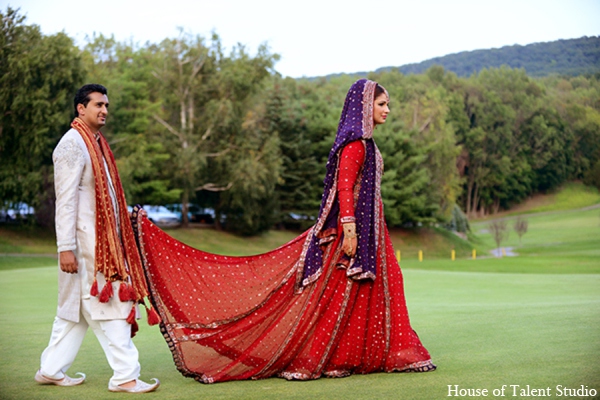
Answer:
[{"left": 35, "top": 84, "right": 159, "bottom": 393}]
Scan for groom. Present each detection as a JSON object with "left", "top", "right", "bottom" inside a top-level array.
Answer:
[{"left": 35, "top": 84, "right": 159, "bottom": 393}]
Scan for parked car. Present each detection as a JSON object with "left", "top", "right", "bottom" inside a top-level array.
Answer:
[
  {"left": 281, "top": 212, "right": 315, "bottom": 230},
  {"left": 142, "top": 205, "right": 180, "bottom": 228},
  {"left": 0, "top": 202, "right": 35, "bottom": 222},
  {"left": 165, "top": 203, "right": 215, "bottom": 224}
]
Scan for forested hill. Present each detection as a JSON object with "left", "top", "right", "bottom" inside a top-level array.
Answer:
[
  {"left": 386, "top": 36, "right": 600, "bottom": 77},
  {"left": 324, "top": 36, "right": 600, "bottom": 79}
]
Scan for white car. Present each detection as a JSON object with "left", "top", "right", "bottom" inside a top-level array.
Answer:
[{"left": 143, "top": 205, "right": 181, "bottom": 228}]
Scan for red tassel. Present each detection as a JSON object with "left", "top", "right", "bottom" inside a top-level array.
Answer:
[
  {"left": 128, "top": 285, "right": 137, "bottom": 301},
  {"left": 126, "top": 306, "right": 136, "bottom": 325},
  {"left": 99, "top": 281, "right": 113, "bottom": 303},
  {"left": 90, "top": 278, "right": 99, "bottom": 297},
  {"left": 130, "top": 320, "right": 139, "bottom": 338},
  {"left": 146, "top": 305, "right": 161, "bottom": 326},
  {"left": 119, "top": 283, "right": 132, "bottom": 302}
]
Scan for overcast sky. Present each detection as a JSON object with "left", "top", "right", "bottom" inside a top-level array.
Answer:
[{"left": 6, "top": 0, "right": 600, "bottom": 78}]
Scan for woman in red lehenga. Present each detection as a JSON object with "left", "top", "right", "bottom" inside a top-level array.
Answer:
[{"left": 135, "top": 79, "right": 436, "bottom": 383}]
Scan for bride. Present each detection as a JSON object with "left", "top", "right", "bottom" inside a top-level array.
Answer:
[{"left": 135, "top": 78, "right": 436, "bottom": 382}]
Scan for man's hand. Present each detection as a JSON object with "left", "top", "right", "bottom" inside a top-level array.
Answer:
[{"left": 59, "top": 251, "right": 78, "bottom": 274}]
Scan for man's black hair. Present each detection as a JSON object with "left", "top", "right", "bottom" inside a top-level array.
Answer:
[{"left": 74, "top": 84, "right": 108, "bottom": 117}]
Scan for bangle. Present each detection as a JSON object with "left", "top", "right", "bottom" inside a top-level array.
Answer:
[
  {"left": 340, "top": 216, "right": 356, "bottom": 224},
  {"left": 343, "top": 222, "right": 357, "bottom": 239}
]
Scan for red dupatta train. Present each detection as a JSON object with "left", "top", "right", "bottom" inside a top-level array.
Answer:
[
  {"left": 137, "top": 211, "right": 434, "bottom": 383},
  {"left": 136, "top": 79, "right": 435, "bottom": 382}
]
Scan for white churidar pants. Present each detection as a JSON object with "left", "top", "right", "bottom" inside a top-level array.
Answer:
[{"left": 39, "top": 298, "right": 140, "bottom": 386}]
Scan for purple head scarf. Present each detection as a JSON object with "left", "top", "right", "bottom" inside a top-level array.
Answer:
[{"left": 296, "top": 79, "right": 384, "bottom": 289}]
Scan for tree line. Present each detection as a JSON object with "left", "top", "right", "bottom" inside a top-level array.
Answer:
[{"left": 2, "top": 8, "right": 599, "bottom": 235}]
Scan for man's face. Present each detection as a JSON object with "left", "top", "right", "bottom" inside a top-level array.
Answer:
[{"left": 78, "top": 92, "right": 109, "bottom": 132}]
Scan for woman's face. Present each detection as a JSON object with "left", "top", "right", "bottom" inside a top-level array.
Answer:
[{"left": 372, "top": 93, "right": 390, "bottom": 126}]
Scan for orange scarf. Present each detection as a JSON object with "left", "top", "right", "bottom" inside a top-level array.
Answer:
[{"left": 71, "top": 118, "right": 148, "bottom": 303}]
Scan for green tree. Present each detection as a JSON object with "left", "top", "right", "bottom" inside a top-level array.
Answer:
[
  {"left": 372, "top": 68, "right": 461, "bottom": 224},
  {"left": 457, "top": 67, "right": 551, "bottom": 216},
  {"left": 216, "top": 94, "right": 282, "bottom": 235},
  {"left": 265, "top": 78, "right": 321, "bottom": 228},
  {"left": 82, "top": 35, "right": 180, "bottom": 206},
  {"left": 378, "top": 126, "right": 435, "bottom": 226},
  {"left": 521, "top": 110, "right": 572, "bottom": 192},
  {"left": 209, "top": 43, "right": 282, "bottom": 235},
  {"left": 150, "top": 32, "right": 279, "bottom": 232},
  {"left": 0, "top": 7, "right": 84, "bottom": 226}
]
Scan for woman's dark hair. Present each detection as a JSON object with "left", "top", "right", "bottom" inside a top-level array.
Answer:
[
  {"left": 74, "top": 84, "right": 108, "bottom": 117},
  {"left": 374, "top": 83, "right": 386, "bottom": 98}
]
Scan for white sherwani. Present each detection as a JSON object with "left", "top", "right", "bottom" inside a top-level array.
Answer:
[
  {"left": 53, "top": 128, "right": 132, "bottom": 321},
  {"left": 39, "top": 128, "right": 140, "bottom": 385}
]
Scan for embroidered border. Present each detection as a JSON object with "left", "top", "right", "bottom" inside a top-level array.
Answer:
[
  {"left": 323, "top": 370, "right": 352, "bottom": 378},
  {"left": 294, "top": 173, "right": 338, "bottom": 291},
  {"left": 379, "top": 217, "right": 392, "bottom": 361},
  {"left": 313, "top": 278, "right": 354, "bottom": 377},
  {"left": 278, "top": 371, "right": 312, "bottom": 381},
  {"left": 373, "top": 144, "right": 384, "bottom": 254},
  {"left": 362, "top": 81, "right": 376, "bottom": 139},
  {"left": 391, "top": 359, "right": 437, "bottom": 373}
]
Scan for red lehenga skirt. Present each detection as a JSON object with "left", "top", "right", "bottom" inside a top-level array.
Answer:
[{"left": 137, "top": 217, "right": 435, "bottom": 383}]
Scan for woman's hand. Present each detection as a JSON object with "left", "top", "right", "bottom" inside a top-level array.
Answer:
[{"left": 342, "top": 222, "right": 358, "bottom": 257}]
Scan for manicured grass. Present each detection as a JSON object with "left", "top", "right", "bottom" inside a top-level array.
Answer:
[
  {"left": 469, "top": 208, "right": 600, "bottom": 257},
  {"left": 1, "top": 266, "right": 598, "bottom": 399},
  {"left": 0, "top": 225, "right": 56, "bottom": 254},
  {"left": 388, "top": 226, "right": 474, "bottom": 260},
  {"left": 472, "top": 181, "right": 600, "bottom": 220},
  {"left": 1, "top": 196, "right": 598, "bottom": 398},
  {"left": 401, "top": 254, "right": 600, "bottom": 274},
  {"left": 391, "top": 208, "right": 600, "bottom": 274},
  {"left": 0, "top": 255, "right": 57, "bottom": 271},
  {"left": 526, "top": 182, "right": 600, "bottom": 213}
]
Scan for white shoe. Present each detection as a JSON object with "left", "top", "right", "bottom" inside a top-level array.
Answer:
[
  {"left": 108, "top": 378, "right": 160, "bottom": 393},
  {"left": 35, "top": 369, "right": 86, "bottom": 386}
]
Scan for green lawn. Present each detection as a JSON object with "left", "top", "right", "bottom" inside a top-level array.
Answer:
[
  {"left": 386, "top": 207, "right": 600, "bottom": 276},
  {"left": 470, "top": 181, "right": 600, "bottom": 219},
  {"left": 522, "top": 182, "right": 600, "bottom": 214},
  {"left": 0, "top": 266, "right": 598, "bottom": 399},
  {"left": 0, "top": 225, "right": 56, "bottom": 255},
  {"left": 0, "top": 255, "right": 57, "bottom": 271}
]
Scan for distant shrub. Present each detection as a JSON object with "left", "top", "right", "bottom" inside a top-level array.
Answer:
[
  {"left": 444, "top": 204, "right": 471, "bottom": 233},
  {"left": 583, "top": 161, "right": 600, "bottom": 191}
]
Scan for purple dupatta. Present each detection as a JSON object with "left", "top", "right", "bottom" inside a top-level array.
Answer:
[{"left": 296, "top": 79, "right": 384, "bottom": 289}]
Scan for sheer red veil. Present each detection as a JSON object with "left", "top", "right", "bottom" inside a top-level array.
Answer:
[{"left": 135, "top": 79, "right": 435, "bottom": 383}]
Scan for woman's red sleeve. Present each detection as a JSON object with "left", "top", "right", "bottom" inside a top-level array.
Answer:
[{"left": 337, "top": 141, "right": 365, "bottom": 221}]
